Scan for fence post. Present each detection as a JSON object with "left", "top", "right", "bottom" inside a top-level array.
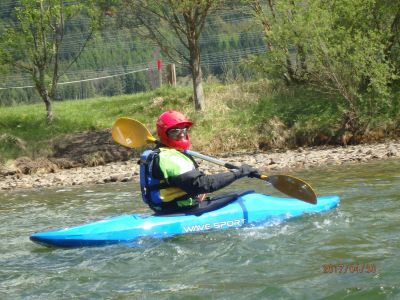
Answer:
[
  {"left": 157, "top": 60, "right": 162, "bottom": 87},
  {"left": 167, "top": 64, "right": 176, "bottom": 87}
]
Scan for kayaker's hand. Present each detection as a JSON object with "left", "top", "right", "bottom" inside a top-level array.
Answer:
[{"left": 232, "top": 164, "right": 260, "bottom": 179}]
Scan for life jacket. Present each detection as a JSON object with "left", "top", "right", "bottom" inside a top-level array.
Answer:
[{"left": 139, "top": 148, "right": 197, "bottom": 211}]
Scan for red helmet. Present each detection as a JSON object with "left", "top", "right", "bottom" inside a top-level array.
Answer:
[{"left": 156, "top": 110, "right": 193, "bottom": 150}]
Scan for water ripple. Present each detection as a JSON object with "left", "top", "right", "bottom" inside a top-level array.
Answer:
[{"left": 1, "top": 160, "right": 400, "bottom": 298}]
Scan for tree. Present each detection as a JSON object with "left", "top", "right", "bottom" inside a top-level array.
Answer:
[
  {"left": 247, "top": 0, "right": 309, "bottom": 84},
  {"left": 247, "top": 0, "right": 399, "bottom": 139},
  {"left": 0, "top": 0, "right": 100, "bottom": 122},
  {"left": 123, "top": 0, "right": 223, "bottom": 111}
]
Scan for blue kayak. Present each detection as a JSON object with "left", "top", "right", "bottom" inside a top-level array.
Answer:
[{"left": 30, "top": 191, "right": 340, "bottom": 248}]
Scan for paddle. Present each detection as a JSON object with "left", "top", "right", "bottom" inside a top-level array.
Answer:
[{"left": 112, "top": 117, "right": 317, "bottom": 204}]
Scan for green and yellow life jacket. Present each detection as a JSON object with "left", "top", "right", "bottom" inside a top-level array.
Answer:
[{"left": 139, "top": 148, "right": 197, "bottom": 211}]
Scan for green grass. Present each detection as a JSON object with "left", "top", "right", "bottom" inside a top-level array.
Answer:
[
  {"left": 0, "top": 85, "right": 212, "bottom": 159},
  {"left": 251, "top": 86, "right": 345, "bottom": 146},
  {"left": 0, "top": 86, "right": 190, "bottom": 160},
  {"left": 0, "top": 81, "right": 397, "bottom": 163}
]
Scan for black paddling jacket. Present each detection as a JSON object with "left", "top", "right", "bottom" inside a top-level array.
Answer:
[{"left": 139, "top": 148, "right": 238, "bottom": 212}]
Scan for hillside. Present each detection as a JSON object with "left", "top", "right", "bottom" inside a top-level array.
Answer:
[{"left": 0, "top": 3, "right": 264, "bottom": 105}]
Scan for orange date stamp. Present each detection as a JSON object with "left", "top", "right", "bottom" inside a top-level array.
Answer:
[{"left": 322, "top": 263, "right": 376, "bottom": 273}]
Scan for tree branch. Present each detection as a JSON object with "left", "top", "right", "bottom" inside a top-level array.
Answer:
[{"left": 385, "top": 9, "right": 400, "bottom": 59}]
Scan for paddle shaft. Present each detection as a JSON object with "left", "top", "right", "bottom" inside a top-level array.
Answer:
[
  {"left": 184, "top": 150, "right": 237, "bottom": 169},
  {"left": 184, "top": 150, "right": 268, "bottom": 180}
]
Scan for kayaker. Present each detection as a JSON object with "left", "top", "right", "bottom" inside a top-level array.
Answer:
[{"left": 139, "top": 110, "right": 260, "bottom": 214}]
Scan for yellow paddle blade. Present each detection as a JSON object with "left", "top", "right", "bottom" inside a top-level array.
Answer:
[
  {"left": 112, "top": 117, "right": 156, "bottom": 148},
  {"left": 261, "top": 174, "right": 317, "bottom": 204}
]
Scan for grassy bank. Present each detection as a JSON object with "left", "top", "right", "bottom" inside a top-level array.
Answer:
[{"left": 0, "top": 80, "right": 398, "bottom": 163}]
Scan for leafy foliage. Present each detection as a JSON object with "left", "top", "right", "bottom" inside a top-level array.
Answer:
[
  {"left": 0, "top": 0, "right": 101, "bottom": 121},
  {"left": 0, "top": 1, "right": 399, "bottom": 150},
  {"left": 248, "top": 0, "right": 400, "bottom": 139}
]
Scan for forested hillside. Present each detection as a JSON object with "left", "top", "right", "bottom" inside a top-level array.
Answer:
[
  {"left": 1, "top": 0, "right": 399, "bottom": 159},
  {"left": 0, "top": 1, "right": 265, "bottom": 105}
]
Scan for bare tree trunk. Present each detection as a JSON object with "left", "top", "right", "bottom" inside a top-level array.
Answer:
[
  {"left": 34, "top": 89, "right": 54, "bottom": 123},
  {"left": 35, "top": 67, "right": 54, "bottom": 123},
  {"left": 39, "top": 88, "right": 54, "bottom": 123},
  {"left": 187, "top": 20, "right": 204, "bottom": 111},
  {"left": 44, "top": 95, "right": 54, "bottom": 123},
  {"left": 190, "top": 55, "right": 205, "bottom": 111}
]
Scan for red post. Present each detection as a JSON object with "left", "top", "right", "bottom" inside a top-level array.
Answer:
[{"left": 157, "top": 59, "right": 162, "bottom": 87}]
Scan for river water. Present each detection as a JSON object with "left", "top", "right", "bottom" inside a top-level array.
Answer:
[{"left": 1, "top": 159, "right": 399, "bottom": 299}]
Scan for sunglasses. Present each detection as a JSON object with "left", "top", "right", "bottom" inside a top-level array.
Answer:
[{"left": 167, "top": 127, "right": 189, "bottom": 137}]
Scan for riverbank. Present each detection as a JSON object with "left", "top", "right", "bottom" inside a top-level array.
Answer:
[{"left": 1, "top": 139, "right": 399, "bottom": 191}]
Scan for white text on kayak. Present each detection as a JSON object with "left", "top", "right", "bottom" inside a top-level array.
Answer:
[{"left": 183, "top": 219, "right": 245, "bottom": 233}]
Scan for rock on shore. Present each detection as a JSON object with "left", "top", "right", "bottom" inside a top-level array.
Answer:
[{"left": 1, "top": 140, "right": 399, "bottom": 191}]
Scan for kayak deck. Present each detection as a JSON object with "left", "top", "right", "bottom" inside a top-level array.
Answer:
[{"left": 30, "top": 193, "right": 340, "bottom": 248}]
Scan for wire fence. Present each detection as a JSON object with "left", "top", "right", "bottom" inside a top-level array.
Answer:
[{"left": 0, "top": 2, "right": 269, "bottom": 103}]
